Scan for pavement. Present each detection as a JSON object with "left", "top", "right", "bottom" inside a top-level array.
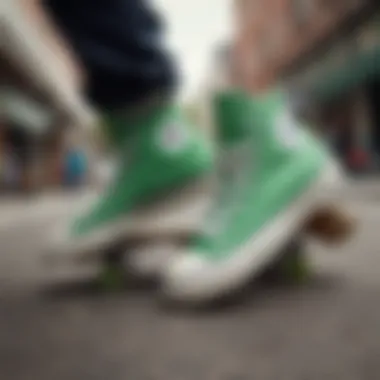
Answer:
[
  {"left": 0, "top": 190, "right": 97, "bottom": 231},
  {"left": 1, "top": 181, "right": 380, "bottom": 380}
]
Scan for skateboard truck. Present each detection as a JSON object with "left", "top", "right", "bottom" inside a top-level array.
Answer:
[{"left": 264, "top": 204, "right": 356, "bottom": 284}]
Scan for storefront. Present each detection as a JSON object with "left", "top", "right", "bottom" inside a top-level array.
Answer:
[
  {"left": 291, "top": 14, "right": 380, "bottom": 172},
  {"left": 0, "top": 87, "right": 57, "bottom": 192}
]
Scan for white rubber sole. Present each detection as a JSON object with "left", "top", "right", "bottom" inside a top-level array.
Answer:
[
  {"left": 163, "top": 161, "right": 346, "bottom": 303},
  {"left": 45, "top": 177, "right": 213, "bottom": 265}
]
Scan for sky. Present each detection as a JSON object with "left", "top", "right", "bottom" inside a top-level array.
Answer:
[{"left": 153, "top": 0, "right": 232, "bottom": 100}]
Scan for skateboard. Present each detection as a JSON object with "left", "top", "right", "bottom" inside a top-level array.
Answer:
[
  {"left": 263, "top": 204, "right": 355, "bottom": 284},
  {"left": 46, "top": 190, "right": 355, "bottom": 292}
]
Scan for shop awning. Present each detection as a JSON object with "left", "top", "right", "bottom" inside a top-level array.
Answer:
[{"left": 309, "top": 46, "right": 380, "bottom": 102}]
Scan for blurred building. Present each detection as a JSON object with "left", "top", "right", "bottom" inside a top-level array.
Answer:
[
  {"left": 0, "top": 4, "right": 95, "bottom": 193},
  {"left": 0, "top": 87, "right": 67, "bottom": 192},
  {"left": 234, "top": 0, "right": 379, "bottom": 172},
  {"left": 0, "top": 90, "right": 92, "bottom": 193}
]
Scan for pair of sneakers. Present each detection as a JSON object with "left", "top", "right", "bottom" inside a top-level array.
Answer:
[{"left": 52, "top": 88, "right": 345, "bottom": 303}]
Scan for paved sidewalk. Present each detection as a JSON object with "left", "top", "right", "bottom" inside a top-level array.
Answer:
[
  {"left": 0, "top": 197, "right": 380, "bottom": 380},
  {"left": 0, "top": 191, "right": 97, "bottom": 231},
  {"left": 345, "top": 177, "right": 380, "bottom": 200}
]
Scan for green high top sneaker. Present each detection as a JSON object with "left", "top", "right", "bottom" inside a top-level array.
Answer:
[
  {"left": 163, "top": 88, "right": 343, "bottom": 302},
  {"left": 51, "top": 105, "right": 214, "bottom": 258}
]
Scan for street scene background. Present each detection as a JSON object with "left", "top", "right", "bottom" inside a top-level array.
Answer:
[{"left": 0, "top": 0, "right": 380, "bottom": 379}]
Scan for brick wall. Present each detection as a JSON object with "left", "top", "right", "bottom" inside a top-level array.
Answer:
[{"left": 233, "top": 0, "right": 367, "bottom": 92}]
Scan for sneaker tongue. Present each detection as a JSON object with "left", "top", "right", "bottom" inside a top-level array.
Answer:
[
  {"left": 213, "top": 89, "right": 286, "bottom": 147},
  {"left": 213, "top": 91, "right": 253, "bottom": 147},
  {"left": 101, "top": 104, "right": 175, "bottom": 151}
]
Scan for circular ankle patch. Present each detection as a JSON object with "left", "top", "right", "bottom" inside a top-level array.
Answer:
[{"left": 157, "top": 122, "right": 189, "bottom": 154}]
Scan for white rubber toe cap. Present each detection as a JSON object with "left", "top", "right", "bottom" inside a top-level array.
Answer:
[
  {"left": 162, "top": 253, "right": 228, "bottom": 302},
  {"left": 127, "top": 242, "right": 179, "bottom": 278}
]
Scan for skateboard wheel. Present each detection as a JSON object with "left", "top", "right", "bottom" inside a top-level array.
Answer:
[
  {"left": 278, "top": 246, "right": 310, "bottom": 284},
  {"left": 305, "top": 205, "right": 356, "bottom": 244},
  {"left": 262, "top": 240, "right": 310, "bottom": 284},
  {"left": 98, "top": 264, "right": 125, "bottom": 291}
]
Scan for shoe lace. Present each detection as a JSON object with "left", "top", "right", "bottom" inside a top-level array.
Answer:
[{"left": 200, "top": 141, "right": 253, "bottom": 238}]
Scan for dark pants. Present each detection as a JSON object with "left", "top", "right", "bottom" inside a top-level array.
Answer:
[{"left": 43, "top": 0, "right": 177, "bottom": 110}]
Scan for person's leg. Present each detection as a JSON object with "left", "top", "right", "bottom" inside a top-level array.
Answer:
[
  {"left": 15, "top": 1, "right": 352, "bottom": 300},
  {"left": 162, "top": 87, "right": 351, "bottom": 302},
  {"left": 43, "top": 0, "right": 176, "bottom": 111},
  {"left": 39, "top": 0, "right": 214, "bottom": 251}
]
